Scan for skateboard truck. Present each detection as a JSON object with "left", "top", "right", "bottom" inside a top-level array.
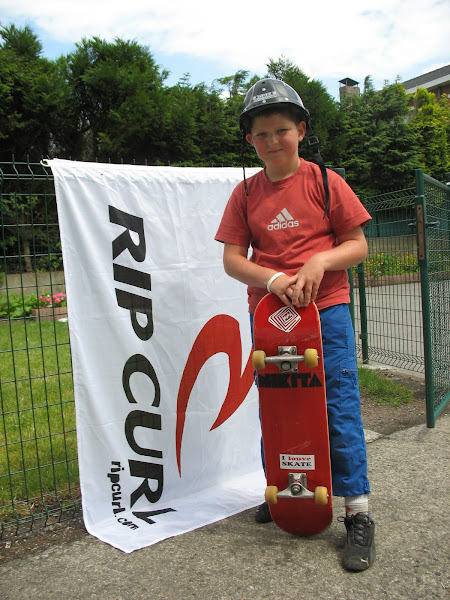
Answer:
[
  {"left": 252, "top": 346, "right": 319, "bottom": 372},
  {"left": 266, "top": 473, "right": 328, "bottom": 506}
]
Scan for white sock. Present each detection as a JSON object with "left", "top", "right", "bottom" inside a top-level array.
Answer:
[{"left": 345, "top": 494, "right": 369, "bottom": 516}]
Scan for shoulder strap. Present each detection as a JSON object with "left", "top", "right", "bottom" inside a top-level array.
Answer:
[{"left": 305, "top": 123, "right": 330, "bottom": 218}]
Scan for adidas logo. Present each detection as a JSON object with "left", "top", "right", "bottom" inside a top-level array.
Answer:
[{"left": 267, "top": 208, "right": 299, "bottom": 230}]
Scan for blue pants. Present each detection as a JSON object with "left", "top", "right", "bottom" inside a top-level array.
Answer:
[{"left": 251, "top": 303, "right": 370, "bottom": 498}]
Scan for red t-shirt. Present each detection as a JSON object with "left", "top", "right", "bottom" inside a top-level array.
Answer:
[{"left": 215, "top": 160, "right": 371, "bottom": 313}]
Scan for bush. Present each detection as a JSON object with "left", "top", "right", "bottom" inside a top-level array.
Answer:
[
  {"left": 353, "top": 252, "right": 419, "bottom": 278},
  {"left": 0, "top": 293, "right": 38, "bottom": 319},
  {"left": 364, "top": 252, "right": 419, "bottom": 277}
]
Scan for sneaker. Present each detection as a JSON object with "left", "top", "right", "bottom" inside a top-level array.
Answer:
[
  {"left": 255, "top": 502, "right": 273, "bottom": 523},
  {"left": 341, "top": 513, "right": 376, "bottom": 571}
]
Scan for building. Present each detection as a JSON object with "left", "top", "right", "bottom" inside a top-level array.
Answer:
[
  {"left": 339, "top": 77, "right": 360, "bottom": 103},
  {"left": 339, "top": 65, "right": 450, "bottom": 103},
  {"left": 402, "top": 64, "right": 450, "bottom": 100}
]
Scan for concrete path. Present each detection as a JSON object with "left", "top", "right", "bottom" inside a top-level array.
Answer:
[{"left": 1, "top": 414, "right": 449, "bottom": 600}]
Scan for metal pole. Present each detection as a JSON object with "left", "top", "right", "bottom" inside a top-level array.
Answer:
[
  {"left": 357, "top": 262, "right": 369, "bottom": 363},
  {"left": 415, "top": 169, "right": 435, "bottom": 427}
]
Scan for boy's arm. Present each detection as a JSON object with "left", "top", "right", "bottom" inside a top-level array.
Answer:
[
  {"left": 223, "top": 243, "right": 294, "bottom": 305},
  {"left": 290, "top": 225, "right": 368, "bottom": 307},
  {"left": 223, "top": 243, "right": 277, "bottom": 287},
  {"left": 223, "top": 225, "right": 368, "bottom": 309}
]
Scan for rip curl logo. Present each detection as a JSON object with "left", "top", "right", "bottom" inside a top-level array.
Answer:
[
  {"left": 176, "top": 315, "right": 254, "bottom": 476},
  {"left": 268, "top": 306, "right": 301, "bottom": 333}
]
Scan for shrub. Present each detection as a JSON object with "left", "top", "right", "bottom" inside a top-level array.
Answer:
[{"left": 0, "top": 293, "right": 38, "bottom": 318}]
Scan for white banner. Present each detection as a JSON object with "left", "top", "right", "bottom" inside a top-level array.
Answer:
[{"left": 49, "top": 159, "right": 265, "bottom": 553}]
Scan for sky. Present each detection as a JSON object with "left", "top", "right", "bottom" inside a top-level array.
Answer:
[{"left": 0, "top": 0, "right": 449, "bottom": 100}]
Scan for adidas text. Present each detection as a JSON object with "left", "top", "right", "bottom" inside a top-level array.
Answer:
[{"left": 268, "top": 220, "right": 299, "bottom": 231}]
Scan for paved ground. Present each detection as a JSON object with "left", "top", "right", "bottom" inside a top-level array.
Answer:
[{"left": 1, "top": 414, "right": 449, "bottom": 600}]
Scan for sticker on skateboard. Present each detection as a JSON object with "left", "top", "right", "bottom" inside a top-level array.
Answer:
[{"left": 268, "top": 306, "right": 302, "bottom": 332}]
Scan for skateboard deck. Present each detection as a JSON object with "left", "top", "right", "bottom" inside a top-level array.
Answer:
[{"left": 253, "top": 294, "right": 332, "bottom": 536}]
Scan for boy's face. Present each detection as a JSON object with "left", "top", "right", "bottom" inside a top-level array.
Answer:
[{"left": 246, "top": 113, "right": 306, "bottom": 180}]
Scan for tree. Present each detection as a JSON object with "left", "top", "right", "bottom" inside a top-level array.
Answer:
[
  {"left": 0, "top": 24, "right": 64, "bottom": 272},
  {"left": 0, "top": 23, "right": 42, "bottom": 59},
  {"left": 215, "top": 71, "right": 261, "bottom": 166},
  {"left": 187, "top": 81, "right": 238, "bottom": 165},
  {"left": 340, "top": 78, "right": 419, "bottom": 195},
  {"left": 410, "top": 88, "right": 450, "bottom": 179},
  {"left": 162, "top": 75, "right": 203, "bottom": 164},
  {"left": 338, "top": 78, "right": 376, "bottom": 194},
  {"left": 368, "top": 83, "right": 419, "bottom": 191},
  {"left": 216, "top": 70, "right": 250, "bottom": 98},
  {"left": 62, "top": 37, "right": 168, "bottom": 161},
  {"left": 266, "top": 56, "right": 341, "bottom": 163},
  {"left": 0, "top": 24, "right": 66, "bottom": 160}
]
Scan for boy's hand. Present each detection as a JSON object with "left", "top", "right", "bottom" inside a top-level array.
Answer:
[
  {"left": 269, "top": 274, "right": 297, "bottom": 307},
  {"left": 290, "top": 255, "right": 326, "bottom": 307},
  {"left": 268, "top": 273, "right": 293, "bottom": 304},
  {"left": 287, "top": 228, "right": 368, "bottom": 307}
]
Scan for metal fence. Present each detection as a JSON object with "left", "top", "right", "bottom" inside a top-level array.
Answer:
[
  {"left": 0, "top": 159, "right": 79, "bottom": 536},
  {"left": 415, "top": 171, "right": 450, "bottom": 426},
  {"left": 352, "top": 186, "right": 424, "bottom": 371},
  {"left": 0, "top": 159, "right": 448, "bottom": 535},
  {"left": 351, "top": 171, "right": 450, "bottom": 426}
]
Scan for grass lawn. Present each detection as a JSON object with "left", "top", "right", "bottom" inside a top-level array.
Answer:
[
  {"left": 0, "top": 319, "right": 78, "bottom": 518},
  {"left": 358, "top": 367, "right": 413, "bottom": 406}
]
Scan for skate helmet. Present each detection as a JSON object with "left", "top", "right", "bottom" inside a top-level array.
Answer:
[{"left": 239, "top": 78, "right": 309, "bottom": 135}]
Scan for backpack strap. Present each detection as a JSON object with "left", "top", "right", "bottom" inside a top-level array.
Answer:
[{"left": 305, "top": 122, "right": 330, "bottom": 218}]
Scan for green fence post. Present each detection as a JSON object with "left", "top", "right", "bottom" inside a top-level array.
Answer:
[
  {"left": 415, "top": 169, "right": 435, "bottom": 427},
  {"left": 348, "top": 268, "right": 355, "bottom": 330},
  {"left": 356, "top": 262, "right": 369, "bottom": 363}
]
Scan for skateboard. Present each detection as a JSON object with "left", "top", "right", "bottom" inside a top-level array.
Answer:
[{"left": 252, "top": 294, "right": 332, "bottom": 536}]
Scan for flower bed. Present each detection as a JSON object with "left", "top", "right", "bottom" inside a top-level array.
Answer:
[{"left": 31, "top": 293, "right": 68, "bottom": 321}]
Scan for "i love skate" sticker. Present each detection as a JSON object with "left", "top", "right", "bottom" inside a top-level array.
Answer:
[{"left": 280, "top": 454, "right": 315, "bottom": 470}]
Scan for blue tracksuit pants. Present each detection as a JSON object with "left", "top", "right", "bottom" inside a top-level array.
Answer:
[{"left": 251, "top": 303, "right": 370, "bottom": 498}]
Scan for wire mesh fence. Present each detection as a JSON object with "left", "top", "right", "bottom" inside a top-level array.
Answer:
[
  {"left": 0, "top": 159, "right": 80, "bottom": 536},
  {"left": 418, "top": 172, "right": 450, "bottom": 424},
  {"left": 0, "top": 158, "right": 448, "bottom": 535},
  {"left": 353, "top": 187, "right": 424, "bottom": 372}
]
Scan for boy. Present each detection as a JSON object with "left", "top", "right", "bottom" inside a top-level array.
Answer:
[{"left": 215, "top": 78, "right": 375, "bottom": 571}]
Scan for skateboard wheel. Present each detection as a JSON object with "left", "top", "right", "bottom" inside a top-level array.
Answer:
[
  {"left": 314, "top": 486, "right": 328, "bottom": 506},
  {"left": 252, "top": 350, "right": 266, "bottom": 371},
  {"left": 304, "top": 348, "right": 318, "bottom": 368},
  {"left": 265, "top": 485, "right": 279, "bottom": 505}
]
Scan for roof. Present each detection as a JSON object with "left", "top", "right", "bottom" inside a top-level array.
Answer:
[
  {"left": 339, "top": 77, "right": 359, "bottom": 87},
  {"left": 402, "top": 64, "right": 450, "bottom": 92}
]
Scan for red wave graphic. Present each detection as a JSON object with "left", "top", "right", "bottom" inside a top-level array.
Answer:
[{"left": 176, "top": 315, "right": 254, "bottom": 475}]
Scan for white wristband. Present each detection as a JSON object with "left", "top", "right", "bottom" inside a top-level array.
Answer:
[{"left": 266, "top": 272, "right": 285, "bottom": 293}]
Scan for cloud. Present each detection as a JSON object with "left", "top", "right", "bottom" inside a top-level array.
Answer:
[{"left": 1, "top": 0, "right": 448, "bottom": 87}]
